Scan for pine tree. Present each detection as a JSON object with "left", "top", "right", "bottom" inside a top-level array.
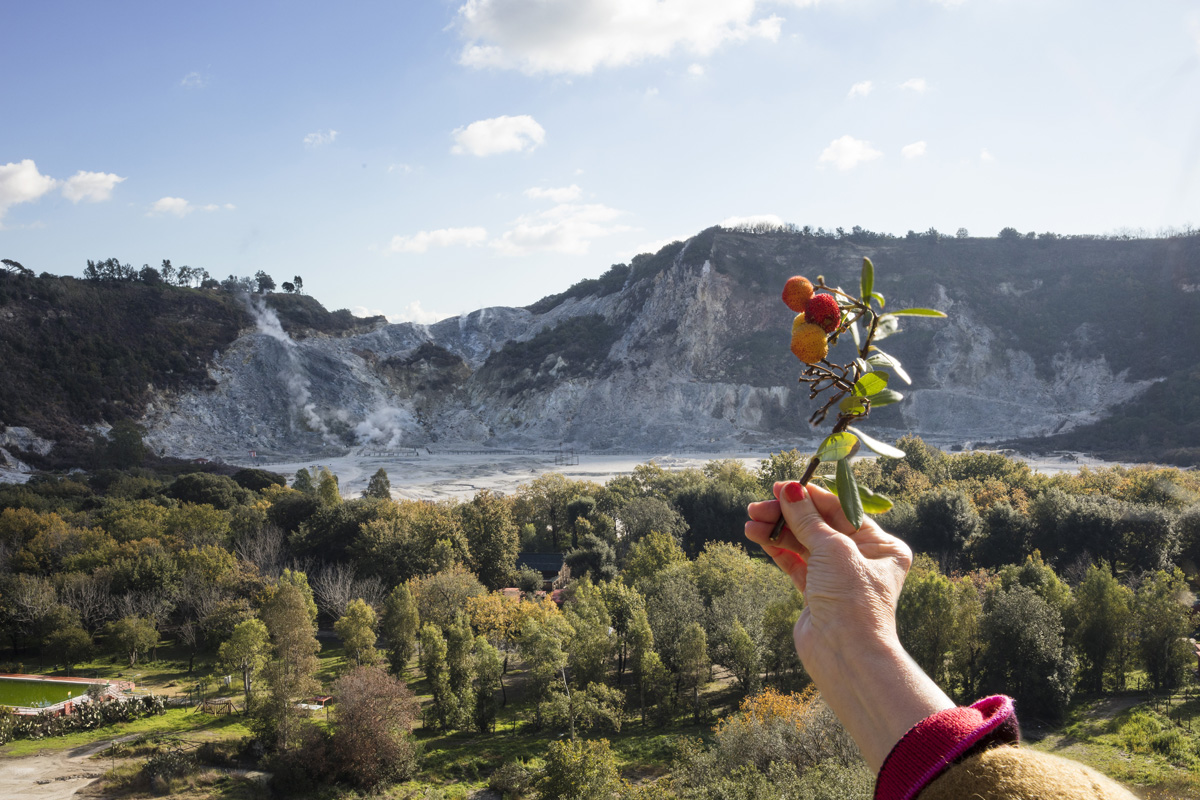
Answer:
[
  {"left": 381, "top": 584, "right": 419, "bottom": 674},
  {"left": 364, "top": 468, "right": 391, "bottom": 499}
]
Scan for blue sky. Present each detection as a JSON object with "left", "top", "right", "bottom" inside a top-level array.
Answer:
[{"left": 3, "top": 0, "right": 1199, "bottom": 322}]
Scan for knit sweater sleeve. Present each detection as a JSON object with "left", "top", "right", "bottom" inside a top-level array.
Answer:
[{"left": 874, "top": 695, "right": 1019, "bottom": 800}]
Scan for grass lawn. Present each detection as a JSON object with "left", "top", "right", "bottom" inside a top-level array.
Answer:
[{"left": 0, "top": 707, "right": 253, "bottom": 757}]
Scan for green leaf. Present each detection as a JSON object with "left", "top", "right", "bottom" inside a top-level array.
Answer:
[
  {"left": 816, "top": 432, "right": 858, "bottom": 462},
  {"left": 811, "top": 476, "right": 837, "bottom": 493},
  {"left": 870, "top": 291, "right": 885, "bottom": 308},
  {"left": 849, "top": 317, "right": 861, "bottom": 348},
  {"left": 867, "top": 351, "right": 912, "bottom": 385},
  {"left": 874, "top": 315, "right": 901, "bottom": 340},
  {"left": 857, "top": 485, "right": 894, "bottom": 514},
  {"left": 890, "top": 308, "right": 947, "bottom": 317},
  {"left": 868, "top": 388, "right": 904, "bottom": 407},
  {"left": 839, "top": 396, "right": 868, "bottom": 416},
  {"left": 836, "top": 459, "right": 865, "bottom": 529},
  {"left": 847, "top": 426, "right": 906, "bottom": 458},
  {"left": 853, "top": 373, "right": 889, "bottom": 397},
  {"left": 860, "top": 257, "right": 874, "bottom": 301}
]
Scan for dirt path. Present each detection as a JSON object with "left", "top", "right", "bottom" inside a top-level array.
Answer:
[{"left": 0, "top": 737, "right": 132, "bottom": 800}]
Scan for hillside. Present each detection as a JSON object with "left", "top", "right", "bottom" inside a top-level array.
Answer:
[{"left": 3, "top": 229, "right": 1199, "bottom": 466}]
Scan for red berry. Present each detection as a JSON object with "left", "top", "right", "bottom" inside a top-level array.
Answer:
[{"left": 805, "top": 293, "right": 841, "bottom": 333}]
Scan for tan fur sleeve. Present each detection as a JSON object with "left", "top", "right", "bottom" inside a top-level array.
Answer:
[{"left": 917, "top": 746, "right": 1139, "bottom": 800}]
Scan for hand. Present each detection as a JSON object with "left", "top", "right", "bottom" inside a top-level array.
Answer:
[
  {"left": 745, "top": 480, "right": 912, "bottom": 663},
  {"left": 745, "top": 480, "right": 953, "bottom": 772}
]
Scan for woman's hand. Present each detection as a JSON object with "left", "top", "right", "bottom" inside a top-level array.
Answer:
[
  {"left": 745, "top": 480, "right": 912, "bottom": 663},
  {"left": 745, "top": 480, "right": 954, "bottom": 772}
]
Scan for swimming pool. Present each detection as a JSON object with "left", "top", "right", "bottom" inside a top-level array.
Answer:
[{"left": 0, "top": 677, "right": 85, "bottom": 709}]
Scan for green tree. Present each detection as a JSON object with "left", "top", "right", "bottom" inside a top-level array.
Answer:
[
  {"left": 564, "top": 578, "right": 615, "bottom": 687},
  {"left": 254, "top": 270, "right": 276, "bottom": 293},
  {"left": 446, "top": 611, "right": 477, "bottom": 727},
  {"left": 755, "top": 449, "right": 807, "bottom": 494},
  {"left": 106, "top": 616, "right": 158, "bottom": 667},
  {"left": 538, "top": 738, "right": 623, "bottom": 800},
  {"left": 599, "top": 580, "right": 645, "bottom": 680},
  {"left": 623, "top": 530, "right": 686, "bottom": 587},
  {"left": 363, "top": 468, "right": 391, "bottom": 499},
  {"left": 259, "top": 582, "right": 321, "bottom": 750},
  {"left": 897, "top": 556, "right": 957, "bottom": 686},
  {"left": 971, "top": 502, "right": 1033, "bottom": 569},
  {"left": 219, "top": 618, "right": 271, "bottom": 708},
  {"left": 44, "top": 626, "right": 94, "bottom": 676},
  {"left": 278, "top": 568, "right": 319, "bottom": 625},
  {"left": 678, "top": 622, "right": 710, "bottom": 723},
  {"left": 334, "top": 598, "right": 381, "bottom": 668},
  {"left": 381, "top": 583, "right": 419, "bottom": 673},
  {"left": 1072, "top": 562, "right": 1134, "bottom": 694},
  {"left": 473, "top": 635, "right": 503, "bottom": 733},
  {"left": 292, "top": 468, "right": 315, "bottom": 494},
  {"left": 1135, "top": 568, "right": 1193, "bottom": 692},
  {"left": 980, "top": 586, "right": 1076, "bottom": 721},
  {"left": 420, "top": 623, "right": 456, "bottom": 729},
  {"left": 911, "top": 489, "right": 980, "bottom": 572},
  {"left": 462, "top": 490, "right": 520, "bottom": 591},
  {"left": 316, "top": 468, "right": 342, "bottom": 507},
  {"left": 727, "top": 619, "right": 760, "bottom": 694},
  {"left": 761, "top": 593, "right": 803, "bottom": 686},
  {"left": 519, "top": 613, "right": 574, "bottom": 729},
  {"left": 105, "top": 420, "right": 147, "bottom": 468}
]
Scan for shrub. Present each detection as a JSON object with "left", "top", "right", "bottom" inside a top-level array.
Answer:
[{"left": 490, "top": 760, "right": 535, "bottom": 799}]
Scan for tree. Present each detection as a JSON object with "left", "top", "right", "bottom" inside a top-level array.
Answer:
[
  {"left": 623, "top": 530, "right": 687, "bottom": 586},
  {"left": 254, "top": 270, "right": 276, "bottom": 293},
  {"left": 897, "top": 556, "right": 957, "bottom": 686},
  {"left": 564, "top": 533, "right": 617, "bottom": 583},
  {"left": 259, "top": 582, "right": 321, "bottom": 750},
  {"left": 980, "top": 586, "right": 1075, "bottom": 721},
  {"left": 292, "top": 275, "right": 304, "bottom": 294},
  {"left": 473, "top": 636, "right": 503, "bottom": 733},
  {"left": 462, "top": 490, "right": 520, "bottom": 590},
  {"left": 911, "top": 489, "right": 980, "bottom": 572},
  {"left": 364, "top": 468, "right": 391, "bottom": 499},
  {"left": 316, "top": 468, "right": 342, "bottom": 506},
  {"left": 381, "top": 583, "right": 419, "bottom": 673},
  {"left": 281, "top": 281, "right": 295, "bottom": 294},
  {"left": 1135, "top": 569, "right": 1192, "bottom": 692},
  {"left": 292, "top": 468, "right": 315, "bottom": 494},
  {"left": 219, "top": 618, "right": 271, "bottom": 707},
  {"left": 519, "top": 613, "right": 574, "bottom": 729},
  {"left": 44, "top": 626, "right": 94, "bottom": 676},
  {"left": 1072, "top": 563, "right": 1134, "bottom": 694},
  {"left": 678, "top": 622, "right": 710, "bottom": 723},
  {"left": 755, "top": 449, "right": 806, "bottom": 494},
  {"left": 971, "top": 502, "right": 1033, "bottom": 569},
  {"left": 334, "top": 598, "right": 381, "bottom": 668},
  {"left": 106, "top": 616, "right": 158, "bottom": 667},
  {"left": 420, "top": 623, "right": 457, "bottom": 729},
  {"left": 330, "top": 666, "right": 419, "bottom": 789},
  {"left": 538, "top": 738, "right": 622, "bottom": 800},
  {"left": 727, "top": 619, "right": 760, "bottom": 694},
  {"left": 445, "top": 612, "right": 476, "bottom": 727},
  {"left": 564, "top": 578, "right": 615, "bottom": 687},
  {"left": 106, "top": 420, "right": 147, "bottom": 468},
  {"left": 278, "top": 568, "right": 319, "bottom": 625}
]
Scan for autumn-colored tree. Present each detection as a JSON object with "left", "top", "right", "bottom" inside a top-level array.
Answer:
[{"left": 330, "top": 666, "right": 419, "bottom": 789}]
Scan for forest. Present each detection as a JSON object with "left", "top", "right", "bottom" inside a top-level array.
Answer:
[{"left": 0, "top": 435, "right": 1198, "bottom": 798}]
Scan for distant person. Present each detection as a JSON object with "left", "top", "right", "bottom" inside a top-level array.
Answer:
[{"left": 746, "top": 481, "right": 1135, "bottom": 800}]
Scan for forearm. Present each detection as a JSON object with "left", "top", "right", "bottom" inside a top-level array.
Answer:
[{"left": 798, "top": 633, "right": 955, "bottom": 773}]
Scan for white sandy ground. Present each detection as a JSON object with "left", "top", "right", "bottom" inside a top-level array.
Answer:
[
  {"left": 0, "top": 736, "right": 122, "bottom": 800},
  {"left": 250, "top": 448, "right": 1132, "bottom": 501},
  {"left": 0, "top": 448, "right": 1136, "bottom": 497}
]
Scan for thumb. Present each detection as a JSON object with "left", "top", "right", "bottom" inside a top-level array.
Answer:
[{"left": 777, "top": 481, "right": 838, "bottom": 552}]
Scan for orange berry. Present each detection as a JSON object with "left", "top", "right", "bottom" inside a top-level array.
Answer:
[
  {"left": 782, "top": 276, "right": 814, "bottom": 313},
  {"left": 790, "top": 319, "right": 828, "bottom": 364}
]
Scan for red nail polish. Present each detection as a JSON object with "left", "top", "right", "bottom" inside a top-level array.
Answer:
[{"left": 783, "top": 482, "right": 805, "bottom": 503}]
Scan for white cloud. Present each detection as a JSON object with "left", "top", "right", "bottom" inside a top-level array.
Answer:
[
  {"left": 61, "top": 171, "right": 126, "bottom": 203},
  {"left": 900, "top": 77, "right": 928, "bottom": 92},
  {"left": 387, "top": 163, "right": 413, "bottom": 174},
  {"left": 929, "top": 0, "right": 965, "bottom": 6},
  {"left": 818, "top": 136, "right": 883, "bottom": 170},
  {"left": 688, "top": 63, "right": 705, "bottom": 77},
  {"left": 980, "top": 148, "right": 995, "bottom": 162},
  {"left": 388, "top": 227, "right": 489, "bottom": 254},
  {"left": 303, "top": 129, "right": 338, "bottom": 148},
  {"left": 352, "top": 302, "right": 448, "bottom": 325},
  {"left": 645, "top": 87, "right": 659, "bottom": 98},
  {"left": 0, "top": 160, "right": 58, "bottom": 218},
  {"left": 492, "top": 203, "right": 630, "bottom": 255},
  {"left": 525, "top": 184, "right": 582, "bottom": 202},
  {"left": 719, "top": 213, "right": 787, "bottom": 229},
  {"left": 901, "top": 141, "right": 927, "bottom": 159},
  {"left": 180, "top": 71, "right": 208, "bottom": 89},
  {"left": 150, "top": 197, "right": 233, "bottom": 217},
  {"left": 847, "top": 80, "right": 872, "bottom": 98},
  {"left": 454, "top": 0, "right": 784, "bottom": 75},
  {"left": 451, "top": 115, "right": 545, "bottom": 156},
  {"left": 151, "top": 197, "right": 194, "bottom": 217}
]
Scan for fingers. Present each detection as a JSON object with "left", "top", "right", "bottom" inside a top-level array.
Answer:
[
  {"left": 774, "top": 481, "right": 841, "bottom": 552},
  {"left": 744, "top": 518, "right": 809, "bottom": 592},
  {"left": 745, "top": 514, "right": 807, "bottom": 558},
  {"left": 805, "top": 481, "right": 860, "bottom": 535}
]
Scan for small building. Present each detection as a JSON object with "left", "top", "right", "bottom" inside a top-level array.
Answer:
[{"left": 516, "top": 552, "right": 565, "bottom": 590}]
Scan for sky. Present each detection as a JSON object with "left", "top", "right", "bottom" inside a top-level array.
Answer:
[{"left": 3, "top": 0, "right": 1200, "bottom": 323}]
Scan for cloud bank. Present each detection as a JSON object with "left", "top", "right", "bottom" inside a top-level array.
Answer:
[{"left": 451, "top": 115, "right": 545, "bottom": 156}]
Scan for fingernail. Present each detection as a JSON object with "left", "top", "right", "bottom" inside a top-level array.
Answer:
[{"left": 783, "top": 482, "right": 805, "bottom": 503}]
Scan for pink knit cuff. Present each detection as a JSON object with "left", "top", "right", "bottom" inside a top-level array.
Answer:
[{"left": 874, "top": 695, "right": 1018, "bottom": 800}]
